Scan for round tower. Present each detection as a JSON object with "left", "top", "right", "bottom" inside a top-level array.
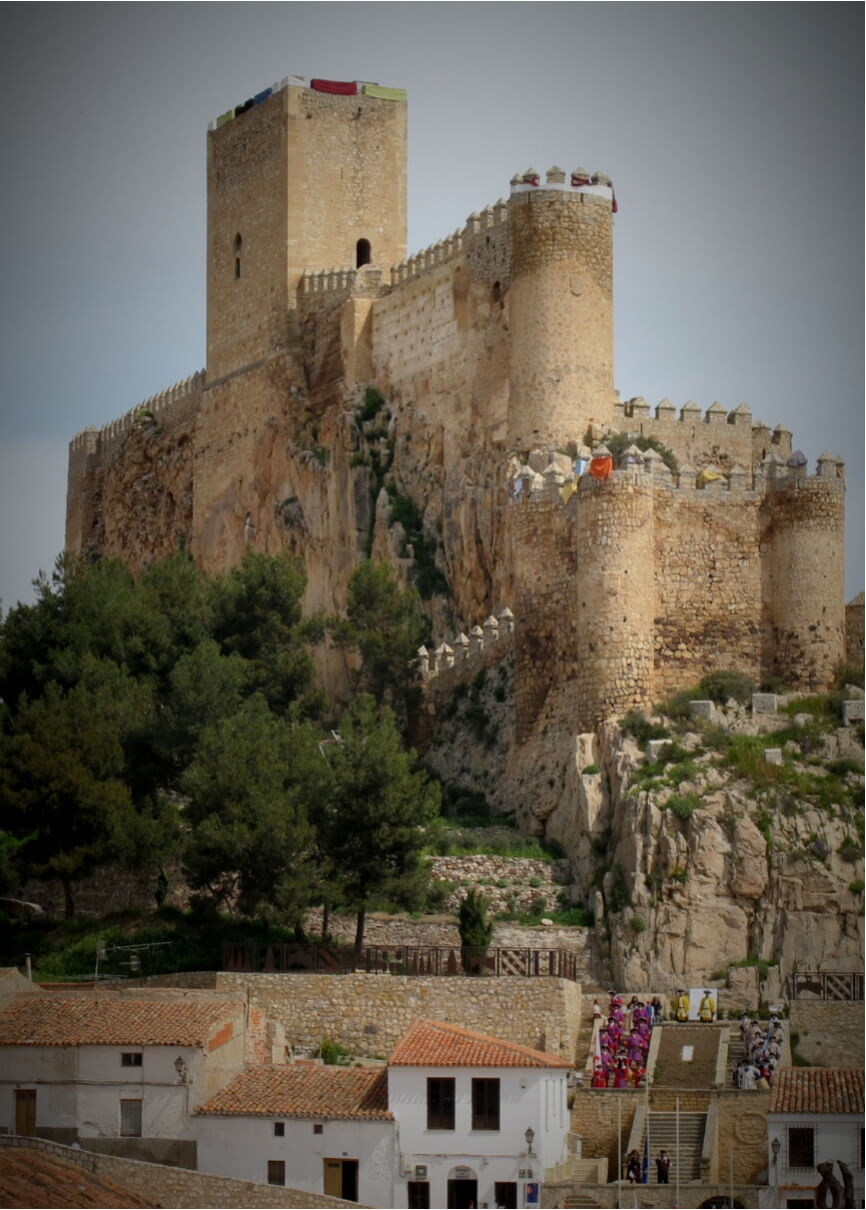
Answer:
[
  {"left": 508, "top": 168, "right": 615, "bottom": 452},
  {"left": 575, "top": 471, "right": 655, "bottom": 730},
  {"left": 764, "top": 461, "right": 846, "bottom": 690}
]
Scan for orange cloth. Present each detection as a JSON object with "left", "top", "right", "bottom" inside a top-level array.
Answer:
[{"left": 589, "top": 456, "right": 613, "bottom": 480}]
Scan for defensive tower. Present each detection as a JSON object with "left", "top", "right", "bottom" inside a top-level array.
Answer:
[
  {"left": 508, "top": 169, "right": 615, "bottom": 450},
  {"left": 206, "top": 79, "right": 407, "bottom": 381}
]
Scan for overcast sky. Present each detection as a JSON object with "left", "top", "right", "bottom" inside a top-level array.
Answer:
[{"left": 0, "top": 2, "right": 862, "bottom": 611}]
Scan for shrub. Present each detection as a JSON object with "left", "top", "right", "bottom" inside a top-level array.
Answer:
[
  {"left": 318, "top": 1037, "right": 352, "bottom": 1065},
  {"left": 666, "top": 793, "right": 701, "bottom": 821},
  {"left": 358, "top": 386, "right": 386, "bottom": 423},
  {"left": 834, "top": 662, "right": 865, "bottom": 690},
  {"left": 838, "top": 838, "right": 861, "bottom": 864},
  {"left": 620, "top": 710, "right": 669, "bottom": 745},
  {"left": 629, "top": 915, "right": 646, "bottom": 934},
  {"left": 582, "top": 763, "right": 600, "bottom": 775},
  {"left": 848, "top": 879, "right": 864, "bottom": 895},
  {"left": 606, "top": 864, "right": 631, "bottom": 913},
  {"left": 458, "top": 889, "right": 493, "bottom": 955},
  {"left": 698, "top": 670, "right": 755, "bottom": 706},
  {"left": 604, "top": 430, "right": 679, "bottom": 475}
]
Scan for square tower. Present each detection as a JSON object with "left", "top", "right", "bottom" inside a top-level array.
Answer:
[{"left": 206, "top": 80, "right": 407, "bottom": 381}]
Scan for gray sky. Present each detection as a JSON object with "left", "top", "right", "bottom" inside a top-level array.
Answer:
[{"left": 0, "top": 2, "right": 862, "bottom": 610}]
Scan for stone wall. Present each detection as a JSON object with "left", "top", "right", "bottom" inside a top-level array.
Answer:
[
  {"left": 0, "top": 1136, "right": 356, "bottom": 1209},
  {"left": 714, "top": 1091, "right": 772, "bottom": 1184},
  {"left": 212, "top": 972, "right": 581, "bottom": 1061},
  {"left": 789, "top": 999, "right": 865, "bottom": 1067},
  {"left": 570, "top": 1088, "right": 641, "bottom": 1174},
  {"left": 845, "top": 592, "right": 864, "bottom": 671}
]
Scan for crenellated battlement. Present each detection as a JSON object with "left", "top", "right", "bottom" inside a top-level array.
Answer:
[
  {"left": 417, "top": 609, "right": 515, "bottom": 700},
  {"left": 69, "top": 370, "right": 205, "bottom": 459},
  {"left": 510, "top": 445, "right": 845, "bottom": 509},
  {"left": 613, "top": 395, "right": 756, "bottom": 428}
]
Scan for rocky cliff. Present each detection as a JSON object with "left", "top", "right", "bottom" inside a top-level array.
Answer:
[{"left": 426, "top": 668, "right": 864, "bottom": 992}]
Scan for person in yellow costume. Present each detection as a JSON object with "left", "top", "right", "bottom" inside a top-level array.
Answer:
[
  {"left": 699, "top": 989, "right": 716, "bottom": 1022},
  {"left": 674, "top": 988, "right": 689, "bottom": 1021}
]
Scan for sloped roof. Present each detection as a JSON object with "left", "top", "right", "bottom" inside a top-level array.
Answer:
[
  {"left": 388, "top": 1018, "right": 572, "bottom": 1069},
  {"left": 0, "top": 996, "right": 243, "bottom": 1048},
  {"left": 0, "top": 1146, "right": 158, "bottom": 1208},
  {"left": 197, "top": 1064, "right": 392, "bottom": 1121},
  {"left": 770, "top": 1067, "right": 864, "bottom": 1115}
]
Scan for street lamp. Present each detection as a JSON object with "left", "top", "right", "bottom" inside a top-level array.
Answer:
[
  {"left": 771, "top": 1137, "right": 781, "bottom": 1164},
  {"left": 524, "top": 1127, "right": 535, "bottom": 1156},
  {"left": 174, "top": 1056, "right": 187, "bottom": 1083}
]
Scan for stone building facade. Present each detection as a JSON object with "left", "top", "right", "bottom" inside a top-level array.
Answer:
[{"left": 66, "top": 74, "right": 852, "bottom": 737}]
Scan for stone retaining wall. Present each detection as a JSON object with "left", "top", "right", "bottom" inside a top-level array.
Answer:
[
  {"left": 789, "top": 999, "right": 865, "bottom": 1067},
  {"left": 212, "top": 971, "right": 581, "bottom": 1061}
]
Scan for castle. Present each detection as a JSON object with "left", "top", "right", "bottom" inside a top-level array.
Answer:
[{"left": 66, "top": 75, "right": 851, "bottom": 743}]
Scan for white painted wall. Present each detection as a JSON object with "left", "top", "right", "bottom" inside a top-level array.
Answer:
[
  {"left": 197, "top": 1113, "right": 396, "bottom": 1207},
  {"left": 388, "top": 1066, "right": 568, "bottom": 1209},
  {"left": 767, "top": 1113, "right": 864, "bottom": 1207},
  {"left": 0, "top": 1044, "right": 202, "bottom": 1140}
]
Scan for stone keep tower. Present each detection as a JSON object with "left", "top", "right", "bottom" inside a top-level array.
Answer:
[
  {"left": 508, "top": 171, "right": 615, "bottom": 450},
  {"left": 206, "top": 81, "right": 407, "bottom": 381}
]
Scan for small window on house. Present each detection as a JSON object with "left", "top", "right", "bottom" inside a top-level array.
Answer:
[
  {"left": 471, "top": 1077, "right": 500, "bottom": 1131},
  {"left": 788, "top": 1126, "right": 815, "bottom": 1168},
  {"left": 313, "top": 1123, "right": 324, "bottom": 1134},
  {"left": 273, "top": 1121, "right": 284, "bottom": 1137},
  {"left": 121, "top": 1052, "right": 142, "bottom": 1067},
  {"left": 426, "top": 1077, "right": 455, "bottom": 1130},
  {"left": 120, "top": 1099, "right": 142, "bottom": 1137},
  {"left": 355, "top": 238, "right": 371, "bottom": 268},
  {"left": 267, "top": 1160, "right": 286, "bottom": 1186}
]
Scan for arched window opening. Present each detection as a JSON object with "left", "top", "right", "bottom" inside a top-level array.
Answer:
[
  {"left": 234, "top": 234, "right": 242, "bottom": 279},
  {"left": 492, "top": 281, "right": 501, "bottom": 304},
  {"left": 355, "top": 238, "right": 371, "bottom": 268}
]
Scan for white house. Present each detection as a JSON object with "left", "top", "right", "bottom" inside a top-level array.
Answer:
[
  {"left": 387, "top": 1018, "right": 572, "bottom": 1210},
  {"left": 196, "top": 1017, "right": 573, "bottom": 1208},
  {"left": 197, "top": 1063, "right": 395, "bottom": 1205},
  {"left": 765, "top": 1067, "right": 864, "bottom": 1209},
  {"left": 0, "top": 993, "right": 250, "bottom": 1167}
]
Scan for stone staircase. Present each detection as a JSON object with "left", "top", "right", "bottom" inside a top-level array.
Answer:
[
  {"left": 635, "top": 1111, "right": 705, "bottom": 1183},
  {"left": 558, "top": 1196, "right": 603, "bottom": 1209}
]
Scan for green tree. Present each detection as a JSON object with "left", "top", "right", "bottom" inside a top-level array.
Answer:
[
  {"left": 0, "top": 674, "right": 144, "bottom": 916},
  {"left": 324, "top": 695, "right": 439, "bottom": 948},
  {"left": 180, "top": 697, "right": 325, "bottom": 925},
  {"left": 209, "top": 552, "right": 321, "bottom": 714},
  {"left": 333, "top": 561, "right": 426, "bottom": 723},
  {"left": 458, "top": 888, "right": 494, "bottom": 974}
]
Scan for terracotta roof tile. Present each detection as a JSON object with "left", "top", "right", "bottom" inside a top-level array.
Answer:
[
  {"left": 197, "top": 1065, "right": 392, "bottom": 1121},
  {"left": 0, "top": 997, "right": 243, "bottom": 1048},
  {"left": 769, "top": 1067, "right": 864, "bottom": 1115},
  {"left": 388, "top": 1019, "right": 572, "bottom": 1069}
]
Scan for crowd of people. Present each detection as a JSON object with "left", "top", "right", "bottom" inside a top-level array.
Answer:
[
  {"left": 732, "top": 1013, "right": 784, "bottom": 1089},
  {"left": 590, "top": 991, "right": 663, "bottom": 1088}
]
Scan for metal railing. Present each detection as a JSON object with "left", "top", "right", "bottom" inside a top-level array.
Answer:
[{"left": 223, "top": 942, "right": 579, "bottom": 980}]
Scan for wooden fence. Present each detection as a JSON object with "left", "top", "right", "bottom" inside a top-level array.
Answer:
[
  {"left": 786, "top": 971, "right": 863, "bottom": 1001},
  {"left": 223, "top": 942, "right": 579, "bottom": 981}
]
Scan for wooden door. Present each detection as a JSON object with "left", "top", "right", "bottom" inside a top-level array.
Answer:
[
  {"left": 323, "top": 1159, "right": 343, "bottom": 1197},
  {"left": 15, "top": 1089, "right": 36, "bottom": 1136}
]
